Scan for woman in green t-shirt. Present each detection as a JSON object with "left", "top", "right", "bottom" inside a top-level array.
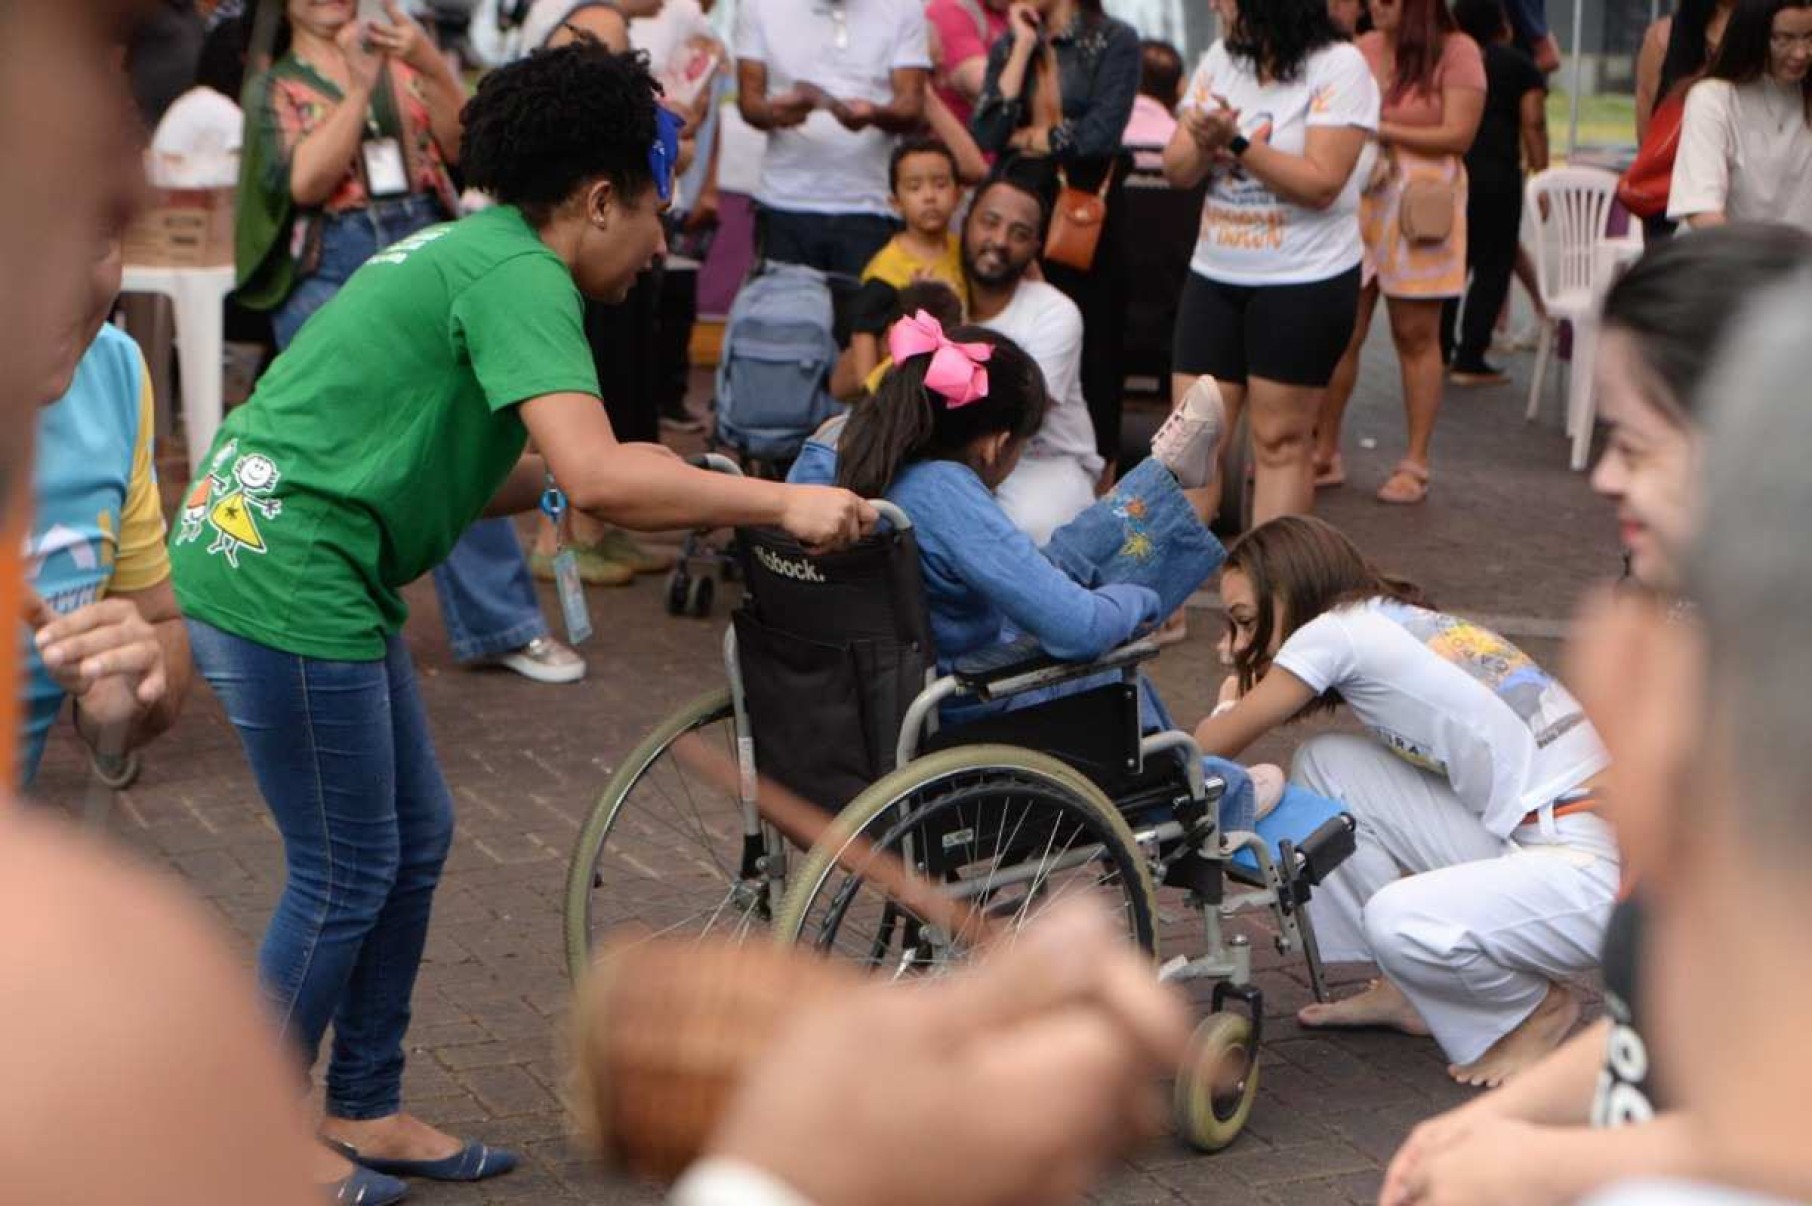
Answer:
[{"left": 171, "top": 44, "right": 873, "bottom": 1202}]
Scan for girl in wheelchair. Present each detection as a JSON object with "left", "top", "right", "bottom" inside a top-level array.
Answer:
[
  {"left": 1193, "top": 515, "right": 1617, "bottom": 1088},
  {"left": 792, "top": 312, "right": 1225, "bottom": 709}
]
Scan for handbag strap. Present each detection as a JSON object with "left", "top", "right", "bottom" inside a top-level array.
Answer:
[{"left": 1056, "top": 164, "right": 1117, "bottom": 199}]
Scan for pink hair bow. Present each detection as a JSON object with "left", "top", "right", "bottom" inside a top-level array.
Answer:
[{"left": 887, "top": 310, "right": 992, "bottom": 408}]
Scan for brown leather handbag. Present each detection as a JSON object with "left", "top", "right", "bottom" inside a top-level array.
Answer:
[
  {"left": 1046, "top": 164, "right": 1115, "bottom": 271},
  {"left": 1398, "top": 175, "right": 1457, "bottom": 244}
]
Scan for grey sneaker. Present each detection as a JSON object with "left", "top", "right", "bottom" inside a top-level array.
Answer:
[
  {"left": 492, "top": 636, "right": 586, "bottom": 685},
  {"left": 1151, "top": 376, "right": 1226, "bottom": 490}
]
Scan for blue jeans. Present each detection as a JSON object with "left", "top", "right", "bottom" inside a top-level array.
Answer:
[
  {"left": 952, "top": 458, "right": 1224, "bottom": 729},
  {"left": 273, "top": 197, "right": 548, "bottom": 664},
  {"left": 188, "top": 620, "right": 455, "bottom": 1119}
]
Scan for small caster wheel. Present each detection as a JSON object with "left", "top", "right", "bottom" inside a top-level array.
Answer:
[
  {"left": 1174, "top": 1011, "right": 1259, "bottom": 1152},
  {"left": 720, "top": 557, "right": 742, "bottom": 583},
  {"left": 686, "top": 574, "right": 715, "bottom": 617},
  {"left": 90, "top": 750, "right": 142, "bottom": 790},
  {"left": 665, "top": 569, "right": 690, "bottom": 616}
]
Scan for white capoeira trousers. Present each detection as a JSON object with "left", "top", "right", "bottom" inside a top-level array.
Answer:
[{"left": 1292, "top": 733, "right": 1620, "bottom": 1065}]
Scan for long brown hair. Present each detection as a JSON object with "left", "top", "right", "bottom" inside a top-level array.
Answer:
[
  {"left": 1223, "top": 516, "right": 1428, "bottom": 698},
  {"left": 1385, "top": 0, "right": 1458, "bottom": 100}
]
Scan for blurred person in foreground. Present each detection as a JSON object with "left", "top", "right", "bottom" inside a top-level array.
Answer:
[
  {"left": 0, "top": 4, "right": 320, "bottom": 1204},
  {"left": 668, "top": 901, "right": 1192, "bottom": 1206},
  {"left": 1377, "top": 223, "right": 1812, "bottom": 1206},
  {"left": 1566, "top": 274, "right": 1812, "bottom": 1206}
]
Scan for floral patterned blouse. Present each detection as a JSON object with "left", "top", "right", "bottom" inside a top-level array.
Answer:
[{"left": 258, "top": 54, "right": 458, "bottom": 215}]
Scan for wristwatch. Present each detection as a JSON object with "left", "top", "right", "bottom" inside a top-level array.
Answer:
[{"left": 1228, "top": 134, "right": 1251, "bottom": 159}]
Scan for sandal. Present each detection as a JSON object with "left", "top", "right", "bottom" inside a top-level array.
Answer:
[
  {"left": 1313, "top": 452, "right": 1346, "bottom": 489},
  {"left": 1376, "top": 460, "right": 1430, "bottom": 505}
]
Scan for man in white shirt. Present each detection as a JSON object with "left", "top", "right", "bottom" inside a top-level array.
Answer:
[
  {"left": 734, "top": 0, "right": 930, "bottom": 276},
  {"left": 962, "top": 175, "right": 1105, "bottom": 545}
]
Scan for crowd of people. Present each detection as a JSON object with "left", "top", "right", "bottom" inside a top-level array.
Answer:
[{"left": 10, "top": 0, "right": 1812, "bottom": 1204}]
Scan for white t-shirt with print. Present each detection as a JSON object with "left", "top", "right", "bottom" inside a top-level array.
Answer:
[
  {"left": 734, "top": 0, "right": 930, "bottom": 216},
  {"left": 1182, "top": 40, "right": 1380, "bottom": 286},
  {"left": 1273, "top": 599, "right": 1608, "bottom": 837}
]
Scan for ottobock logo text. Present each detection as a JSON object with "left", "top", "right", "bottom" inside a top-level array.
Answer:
[{"left": 755, "top": 546, "right": 826, "bottom": 583}]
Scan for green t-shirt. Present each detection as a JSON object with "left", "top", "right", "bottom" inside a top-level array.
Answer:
[{"left": 171, "top": 205, "right": 601, "bottom": 661}]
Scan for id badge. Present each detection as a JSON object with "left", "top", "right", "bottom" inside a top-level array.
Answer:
[
  {"left": 362, "top": 137, "right": 409, "bottom": 197},
  {"left": 552, "top": 548, "right": 594, "bottom": 645}
]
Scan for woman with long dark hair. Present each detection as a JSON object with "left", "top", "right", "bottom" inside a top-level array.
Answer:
[
  {"left": 1670, "top": 0, "right": 1812, "bottom": 229},
  {"left": 1636, "top": 0, "right": 1735, "bottom": 143},
  {"left": 971, "top": 0, "right": 1140, "bottom": 479},
  {"left": 1161, "top": 0, "right": 1379, "bottom": 523},
  {"left": 1315, "top": 0, "right": 1484, "bottom": 507}
]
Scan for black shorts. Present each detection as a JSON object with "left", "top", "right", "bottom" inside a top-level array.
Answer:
[{"left": 1171, "top": 265, "right": 1363, "bottom": 387}]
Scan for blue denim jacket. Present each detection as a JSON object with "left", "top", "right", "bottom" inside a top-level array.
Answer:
[{"left": 970, "top": 14, "right": 1140, "bottom": 165}]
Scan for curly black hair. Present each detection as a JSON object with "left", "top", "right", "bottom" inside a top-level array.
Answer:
[
  {"left": 462, "top": 39, "right": 660, "bottom": 224},
  {"left": 1226, "top": 0, "right": 1346, "bottom": 83}
]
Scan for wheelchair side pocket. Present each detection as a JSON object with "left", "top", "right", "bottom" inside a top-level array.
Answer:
[{"left": 732, "top": 610, "right": 881, "bottom": 813}]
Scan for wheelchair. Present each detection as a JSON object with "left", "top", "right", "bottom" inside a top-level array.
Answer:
[{"left": 563, "top": 491, "right": 1356, "bottom": 1151}]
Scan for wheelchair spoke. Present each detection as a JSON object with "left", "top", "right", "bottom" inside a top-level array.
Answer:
[{"left": 580, "top": 704, "right": 770, "bottom": 955}]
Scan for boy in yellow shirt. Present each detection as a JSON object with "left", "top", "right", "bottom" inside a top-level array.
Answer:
[{"left": 861, "top": 137, "right": 968, "bottom": 305}]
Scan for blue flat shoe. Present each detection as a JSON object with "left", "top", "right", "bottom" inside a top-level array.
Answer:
[
  {"left": 330, "top": 1166, "right": 408, "bottom": 1204},
  {"left": 332, "top": 1139, "right": 518, "bottom": 1183}
]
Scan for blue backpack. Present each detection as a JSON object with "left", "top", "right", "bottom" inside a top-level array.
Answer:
[{"left": 715, "top": 263, "right": 843, "bottom": 464}]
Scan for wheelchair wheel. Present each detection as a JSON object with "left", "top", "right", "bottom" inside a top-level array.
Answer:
[
  {"left": 775, "top": 745, "right": 1159, "bottom": 977},
  {"left": 562, "top": 688, "right": 776, "bottom": 982},
  {"left": 1174, "top": 1011, "right": 1260, "bottom": 1152}
]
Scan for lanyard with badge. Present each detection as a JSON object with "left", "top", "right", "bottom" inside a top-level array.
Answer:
[
  {"left": 541, "top": 474, "right": 593, "bottom": 645},
  {"left": 360, "top": 64, "right": 411, "bottom": 198},
  {"left": 537, "top": 107, "right": 684, "bottom": 647}
]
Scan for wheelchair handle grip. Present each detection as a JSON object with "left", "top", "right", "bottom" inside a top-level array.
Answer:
[
  {"left": 869, "top": 499, "right": 913, "bottom": 533},
  {"left": 687, "top": 452, "right": 744, "bottom": 476}
]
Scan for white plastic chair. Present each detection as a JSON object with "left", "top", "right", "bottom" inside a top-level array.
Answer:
[
  {"left": 1524, "top": 166, "right": 1629, "bottom": 470},
  {"left": 120, "top": 263, "right": 236, "bottom": 478}
]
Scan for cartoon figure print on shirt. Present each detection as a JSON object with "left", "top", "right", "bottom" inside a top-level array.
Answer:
[{"left": 175, "top": 438, "right": 285, "bottom": 568}]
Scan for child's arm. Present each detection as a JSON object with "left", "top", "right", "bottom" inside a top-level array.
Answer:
[
  {"left": 935, "top": 477, "right": 1161, "bottom": 661},
  {"left": 830, "top": 333, "right": 880, "bottom": 400},
  {"left": 1192, "top": 668, "right": 1316, "bottom": 760}
]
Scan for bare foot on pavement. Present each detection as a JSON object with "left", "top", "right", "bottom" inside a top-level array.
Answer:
[
  {"left": 1447, "top": 981, "right": 1580, "bottom": 1088},
  {"left": 1297, "top": 978, "right": 1432, "bottom": 1037}
]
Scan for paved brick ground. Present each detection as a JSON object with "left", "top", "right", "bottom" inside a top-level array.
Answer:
[{"left": 32, "top": 321, "right": 1619, "bottom": 1204}]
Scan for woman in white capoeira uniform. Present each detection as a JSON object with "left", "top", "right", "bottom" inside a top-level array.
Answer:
[{"left": 1194, "top": 515, "right": 1614, "bottom": 1087}]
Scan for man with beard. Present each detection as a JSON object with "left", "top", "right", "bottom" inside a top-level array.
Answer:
[{"left": 961, "top": 174, "right": 1103, "bottom": 545}]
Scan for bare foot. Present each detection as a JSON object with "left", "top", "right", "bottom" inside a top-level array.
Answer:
[
  {"left": 1297, "top": 978, "right": 1432, "bottom": 1037},
  {"left": 320, "top": 1112, "right": 464, "bottom": 1164},
  {"left": 1447, "top": 982, "right": 1580, "bottom": 1088}
]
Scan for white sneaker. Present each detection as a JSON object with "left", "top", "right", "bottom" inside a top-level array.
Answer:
[
  {"left": 491, "top": 636, "right": 586, "bottom": 685},
  {"left": 1151, "top": 376, "right": 1226, "bottom": 490}
]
